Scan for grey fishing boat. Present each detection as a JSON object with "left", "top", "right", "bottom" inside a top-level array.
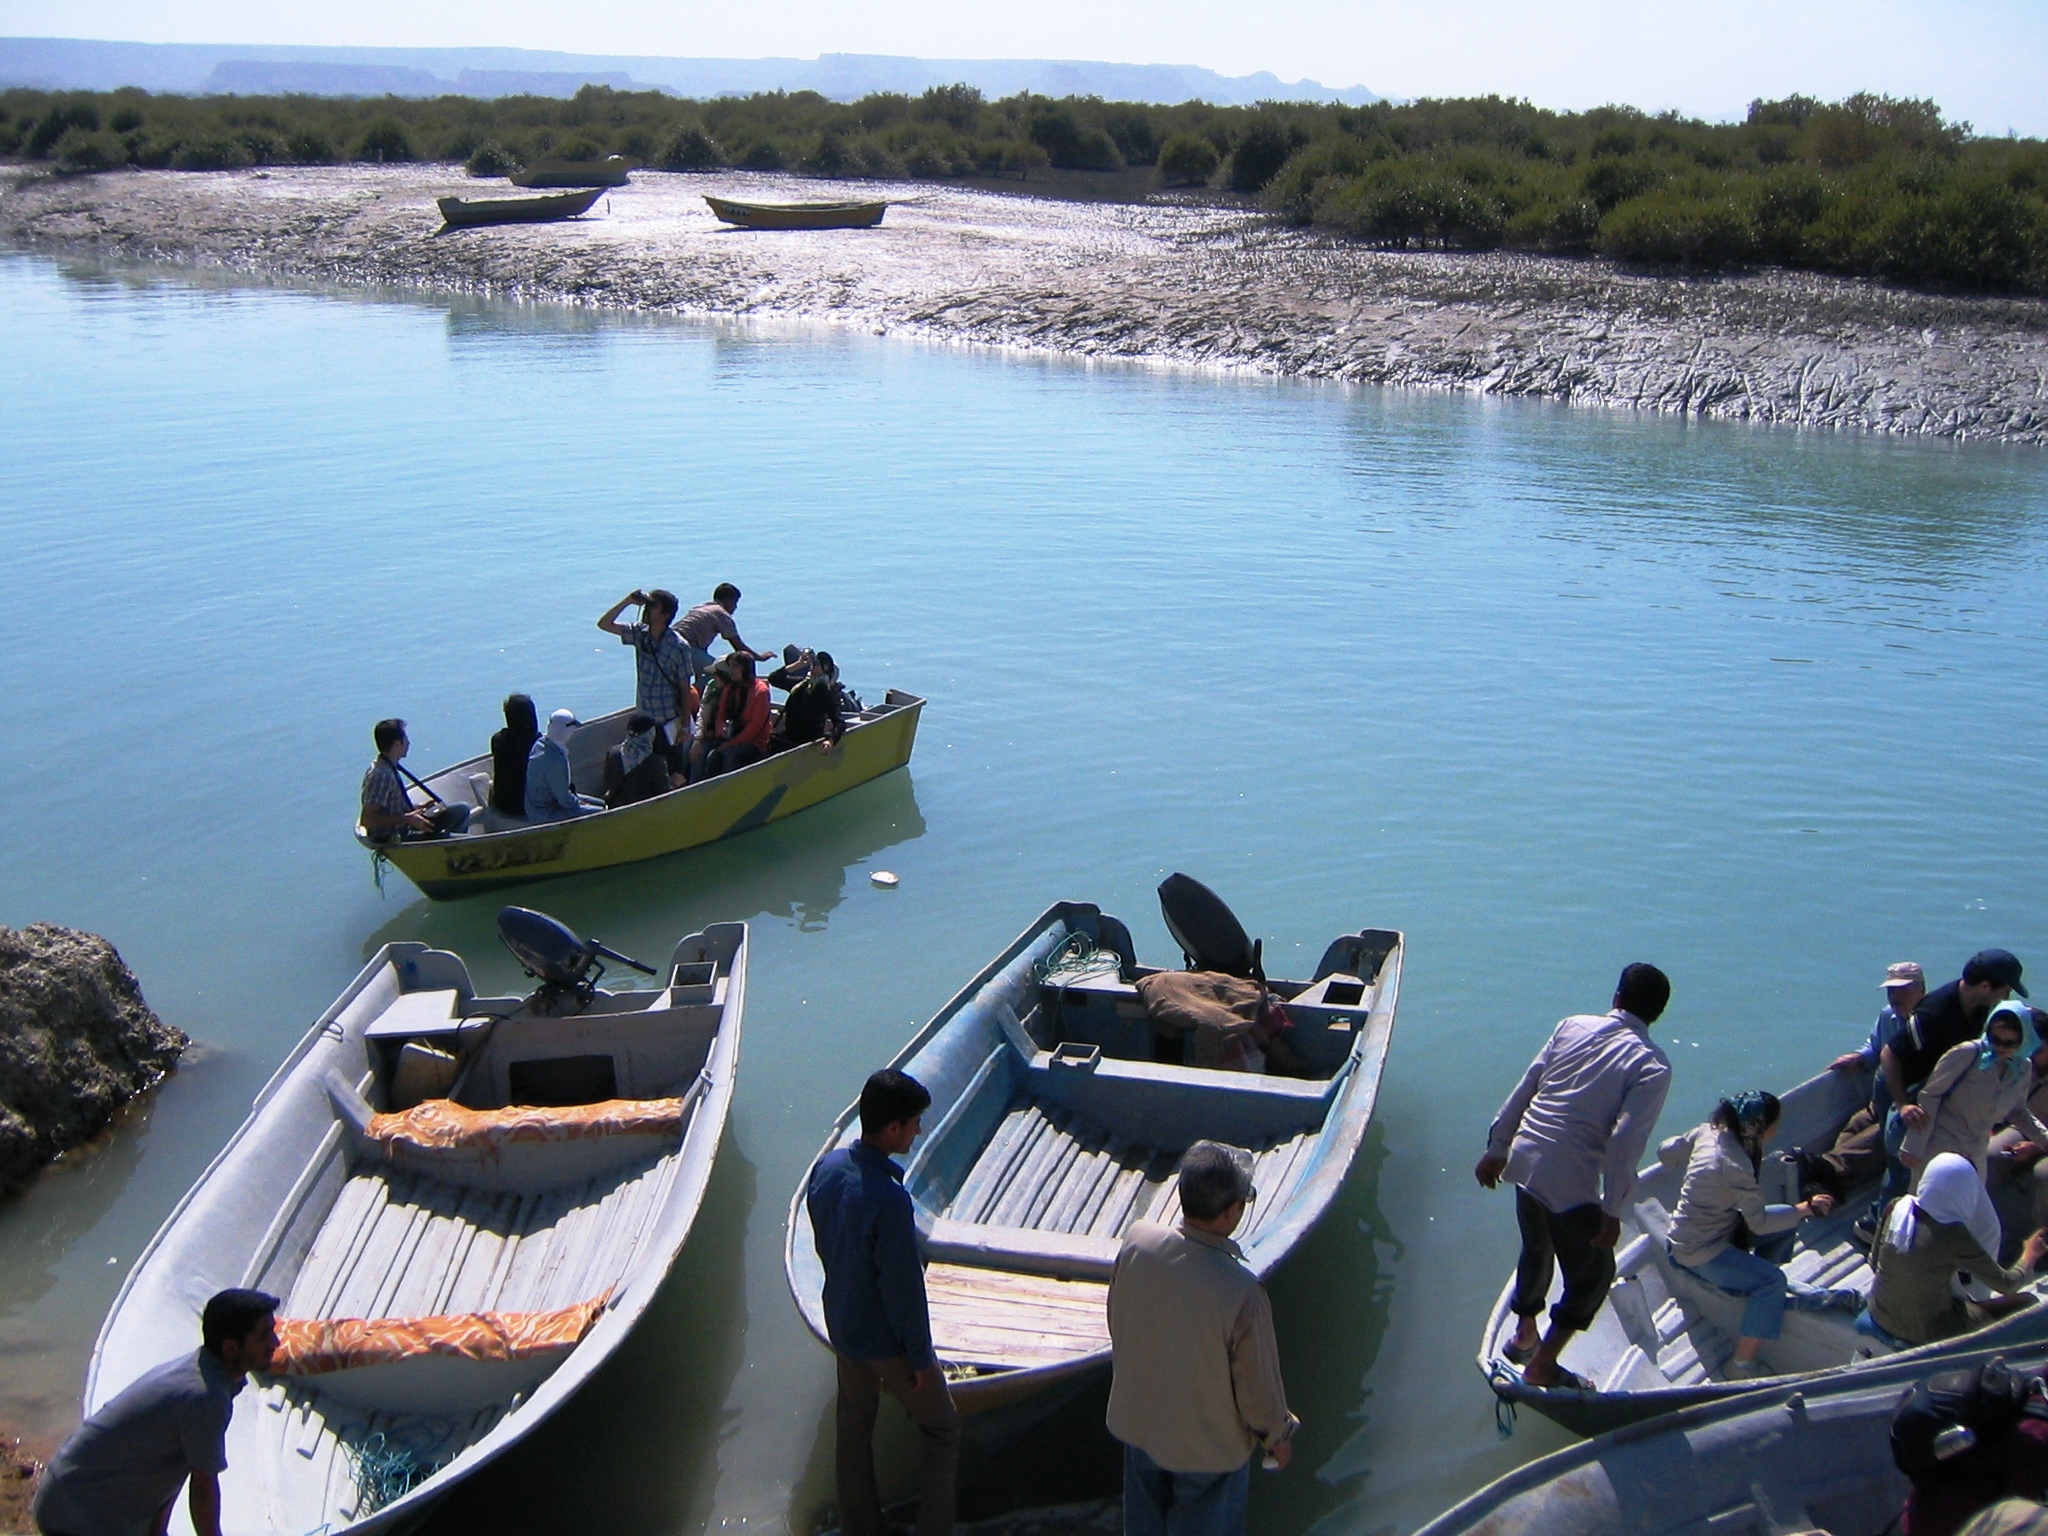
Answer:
[
  {"left": 785, "top": 878, "right": 1401, "bottom": 1440},
  {"left": 1423, "top": 1343, "right": 2048, "bottom": 1536},
  {"left": 86, "top": 908, "right": 744, "bottom": 1533},
  {"left": 1479, "top": 1059, "right": 2048, "bottom": 1437}
]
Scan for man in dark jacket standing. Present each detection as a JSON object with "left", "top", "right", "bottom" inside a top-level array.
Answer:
[{"left": 807, "top": 1069, "right": 957, "bottom": 1536}]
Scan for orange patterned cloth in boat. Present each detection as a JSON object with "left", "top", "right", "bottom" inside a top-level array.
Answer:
[
  {"left": 363, "top": 1096, "right": 685, "bottom": 1152},
  {"left": 271, "top": 1292, "right": 611, "bottom": 1375}
]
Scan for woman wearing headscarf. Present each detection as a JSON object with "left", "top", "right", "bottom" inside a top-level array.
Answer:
[
  {"left": 690, "top": 652, "right": 772, "bottom": 781},
  {"left": 1902, "top": 1001, "right": 2048, "bottom": 1179},
  {"left": 1867, "top": 1150, "right": 2048, "bottom": 1347},
  {"left": 1661, "top": 1091, "right": 1860, "bottom": 1378},
  {"left": 488, "top": 693, "right": 539, "bottom": 818},
  {"left": 524, "top": 708, "right": 604, "bottom": 822}
]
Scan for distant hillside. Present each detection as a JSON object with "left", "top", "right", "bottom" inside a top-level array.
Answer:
[{"left": 0, "top": 37, "right": 1378, "bottom": 107}]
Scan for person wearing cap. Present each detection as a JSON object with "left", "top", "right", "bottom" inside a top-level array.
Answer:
[
  {"left": 1802, "top": 963, "right": 1928, "bottom": 1203},
  {"left": 523, "top": 708, "right": 604, "bottom": 822},
  {"left": 1871, "top": 951, "right": 2030, "bottom": 1224},
  {"left": 33, "top": 1288, "right": 279, "bottom": 1536},
  {"left": 1476, "top": 963, "right": 1674, "bottom": 1391},
  {"left": 1107, "top": 1140, "right": 1298, "bottom": 1536},
  {"left": 1901, "top": 1000, "right": 2048, "bottom": 1179}
]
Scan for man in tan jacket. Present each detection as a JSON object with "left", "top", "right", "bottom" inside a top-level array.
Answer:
[{"left": 1107, "top": 1141, "right": 1298, "bottom": 1536}]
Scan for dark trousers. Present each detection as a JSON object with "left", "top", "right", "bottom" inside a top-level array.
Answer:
[
  {"left": 1122, "top": 1442, "right": 1251, "bottom": 1536},
  {"left": 1512, "top": 1187, "right": 1614, "bottom": 1334},
  {"left": 697, "top": 741, "right": 764, "bottom": 780},
  {"left": 834, "top": 1353, "right": 959, "bottom": 1536}
]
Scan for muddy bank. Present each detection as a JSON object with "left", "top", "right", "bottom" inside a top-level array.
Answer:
[
  {"left": 0, "top": 924, "right": 186, "bottom": 1197},
  {"left": 0, "top": 1429, "right": 41, "bottom": 1535},
  {"left": 4, "top": 163, "right": 2046, "bottom": 443}
]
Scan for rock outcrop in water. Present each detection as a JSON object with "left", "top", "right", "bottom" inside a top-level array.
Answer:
[
  {"left": 3, "top": 164, "right": 2045, "bottom": 444},
  {"left": 0, "top": 923, "right": 186, "bottom": 1197}
]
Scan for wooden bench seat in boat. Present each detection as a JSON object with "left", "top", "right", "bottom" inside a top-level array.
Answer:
[{"left": 927, "top": 1264, "right": 1110, "bottom": 1372}]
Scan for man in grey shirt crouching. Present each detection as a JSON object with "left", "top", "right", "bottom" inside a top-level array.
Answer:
[{"left": 35, "top": 1288, "right": 279, "bottom": 1536}]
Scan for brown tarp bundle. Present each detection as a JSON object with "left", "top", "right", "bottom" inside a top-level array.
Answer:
[
  {"left": 1135, "top": 971, "right": 1273, "bottom": 1071},
  {"left": 364, "top": 1096, "right": 686, "bottom": 1154},
  {"left": 272, "top": 1291, "right": 611, "bottom": 1375}
]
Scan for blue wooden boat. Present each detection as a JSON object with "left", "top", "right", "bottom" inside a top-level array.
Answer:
[{"left": 784, "top": 882, "right": 1401, "bottom": 1439}]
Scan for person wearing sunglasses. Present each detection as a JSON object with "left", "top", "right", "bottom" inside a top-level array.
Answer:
[{"left": 1901, "top": 1000, "right": 2048, "bottom": 1182}]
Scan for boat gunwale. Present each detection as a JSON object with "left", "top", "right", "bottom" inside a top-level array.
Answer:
[{"left": 782, "top": 902, "right": 1402, "bottom": 1410}]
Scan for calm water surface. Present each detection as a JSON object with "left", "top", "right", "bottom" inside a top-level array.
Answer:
[{"left": 4, "top": 252, "right": 2048, "bottom": 1535}]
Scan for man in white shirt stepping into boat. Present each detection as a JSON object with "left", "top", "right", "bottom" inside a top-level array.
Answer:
[
  {"left": 34, "top": 1288, "right": 279, "bottom": 1536},
  {"left": 1475, "top": 963, "right": 1674, "bottom": 1391}
]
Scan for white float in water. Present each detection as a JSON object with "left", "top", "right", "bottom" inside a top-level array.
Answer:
[{"left": 871, "top": 871, "right": 900, "bottom": 888}]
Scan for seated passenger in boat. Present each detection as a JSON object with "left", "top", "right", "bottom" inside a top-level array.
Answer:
[
  {"left": 1903, "top": 1002, "right": 2048, "bottom": 1181},
  {"left": 1660, "top": 1091, "right": 1858, "bottom": 1379},
  {"left": 770, "top": 651, "right": 847, "bottom": 756},
  {"left": 691, "top": 654, "right": 772, "bottom": 781},
  {"left": 525, "top": 709, "right": 604, "bottom": 822},
  {"left": 361, "top": 718, "right": 470, "bottom": 840},
  {"left": 603, "top": 715, "right": 674, "bottom": 808},
  {"left": 489, "top": 692, "right": 539, "bottom": 818},
  {"left": 1988, "top": 1007, "right": 2048, "bottom": 1256},
  {"left": 1802, "top": 962, "right": 1928, "bottom": 1203},
  {"left": 1866, "top": 1152, "right": 2048, "bottom": 1348}
]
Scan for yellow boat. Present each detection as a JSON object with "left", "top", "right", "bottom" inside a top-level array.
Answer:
[{"left": 358, "top": 690, "right": 924, "bottom": 900}]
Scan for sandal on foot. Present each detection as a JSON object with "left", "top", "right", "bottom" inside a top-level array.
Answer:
[{"left": 1527, "top": 1365, "right": 1593, "bottom": 1392}]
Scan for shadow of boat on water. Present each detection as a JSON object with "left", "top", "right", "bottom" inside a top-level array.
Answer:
[
  {"left": 358, "top": 769, "right": 927, "bottom": 969},
  {"left": 414, "top": 1128, "right": 757, "bottom": 1535}
]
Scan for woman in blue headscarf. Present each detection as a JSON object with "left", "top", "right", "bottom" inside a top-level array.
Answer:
[
  {"left": 1660, "top": 1091, "right": 1861, "bottom": 1379},
  {"left": 1901, "top": 1000, "right": 2048, "bottom": 1179}
]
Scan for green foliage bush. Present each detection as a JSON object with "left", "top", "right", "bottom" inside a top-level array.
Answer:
[
  {"left": 465, "top": 139, "right": 519, "bottom": 177},
  {"left": 4, "top": 81, "right": 2044, "bottom": 293},
  {"left": 658, "top": 124, "right": 720, "bottom": 171},
  {"left": 354, "top": 118, "right": 414, "bottom": 163},
  {"left": 1156, "top": 132, "right": 1219, "bottom": 187},
  {"left": 53, "top": 126, "right": 127, "bottom": 172}
]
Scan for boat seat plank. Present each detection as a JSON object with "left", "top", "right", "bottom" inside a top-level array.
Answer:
[{"left": 926, "top": 1263, "right": 1109, "bottom": 1369}]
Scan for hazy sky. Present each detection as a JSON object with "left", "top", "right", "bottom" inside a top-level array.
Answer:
[{"left": 6, "top": 0, "right": 2045, "bottom": 135}]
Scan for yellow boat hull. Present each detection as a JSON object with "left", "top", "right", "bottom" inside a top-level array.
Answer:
[{"left": 362, "top": 691, "right": 923, "bottom": 900}]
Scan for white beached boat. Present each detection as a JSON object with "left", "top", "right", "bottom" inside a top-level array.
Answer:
[
  {"left": 1478, "top": 1060, "right": 2048, "bottom": 1437},
  {"left": 1424, "top": 1343, "right": 2048, "bottom": 1536},
  {"left": 786, "top": 879, "right": 1401, "bottom": 1440},
  {"left": 86, "top": 909, "right": 745, "bottom": 1534}
]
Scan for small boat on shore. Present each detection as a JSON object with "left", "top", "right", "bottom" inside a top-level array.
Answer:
[
  {"left": 785, "top": 880, "right": 1401, "bottom": 1441},
  {"left": 436, "top": 186, "right": 605, "bottom": 230},
  {"left": 1423, "top": 1342, "right": 2048, "bottom": 1536},
  {"left": 510, "top": 156, "right": 630, "bottom": 189},
  {"left": 88, "top": 908, "right": 746, "bottom": 1534},
  {"left": 704, "top": 195, "right": 887, "bottom": 230},
  {"left": 357, "top": 690, "right": 924, "bottom": 900},
  {"left": 1478, "top": 1056, "right": 2048, "bottom": 1437}
]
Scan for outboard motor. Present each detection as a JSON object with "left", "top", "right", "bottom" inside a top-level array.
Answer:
[
  {"left": 498, "top": 906, "right": 654, "bottom": 1011},
  {"left": 1157, "top": 873, "right": 1260, "bottom": 979}
]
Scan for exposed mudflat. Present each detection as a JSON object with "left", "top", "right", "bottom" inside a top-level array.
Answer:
[{"left": 4, "top": 163, "right": 2047, "bottom": 443}]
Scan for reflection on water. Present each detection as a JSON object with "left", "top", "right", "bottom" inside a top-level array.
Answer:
[{"left": 3, "top": 252, "right": 2047, "bottom": 1535}]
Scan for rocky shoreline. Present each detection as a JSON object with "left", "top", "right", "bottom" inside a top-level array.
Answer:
[{"left": 4, "top": 163, "right": 2047, "bottom": 444}]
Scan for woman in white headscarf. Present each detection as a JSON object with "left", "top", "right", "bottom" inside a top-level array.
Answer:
[
  {"left": 1866, "top": 1151, "right": 2048, "bottom": 1347},
  {"left": 524, "top": 709, "right": 604, "bottom": 822}
]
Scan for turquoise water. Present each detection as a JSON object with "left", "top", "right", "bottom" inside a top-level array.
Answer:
[{"left": 3, "top": 250, "right": 2048, "bottom": 1534}]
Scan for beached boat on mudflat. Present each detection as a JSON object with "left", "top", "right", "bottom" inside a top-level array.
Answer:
[
  {"left": 1425, "top": 1341, "right": 2048, "bottom": 1536},
  {"left": 87, "top": 909, "right": 745, "bottom": 1535},
  {"left": 510, "top": 156, "right": 630, "bottom": 188},
  {"left": 704, "top": 195, "right": 887, "bottom": 229},
  {"left": 436, "top": 186, "right": 605, "bottom": 229},
  {"left": 1478, "top": 1058, "right": 2048, "bottom": 1438},
  {"left": 786, "top": 882, "right": 1401, "bottom": 1439},
  {"left": 357, "top": 691, "right": 924, "bottom": 900}
]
